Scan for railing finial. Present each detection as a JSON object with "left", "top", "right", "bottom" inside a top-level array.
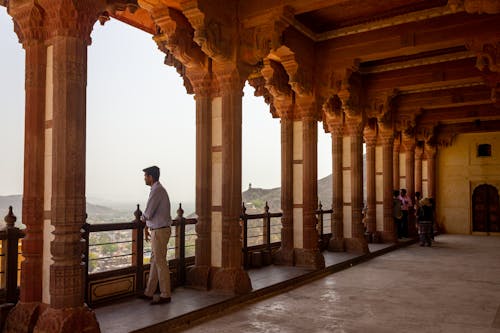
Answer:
[
  {"left": 241, "top": 202, "right": 246, "bottom": 215},
  {"left": 264, "top": 201, "right": 269, "bottom": 213},
  {"left": 177, "top": 203, "right": 184, "bottom": 218},
  {"left": 4, "top": 206, "right": 16, "bottom": 228},
  {"left": 134, "top": 204, "right": 142, "bottom": 222},
  {"left": 318, "top": 201, "right": 323, "bottom": 210}
]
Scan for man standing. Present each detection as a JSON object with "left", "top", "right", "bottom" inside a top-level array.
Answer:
[
  {"left": 398, "top": 188, "right": 412, "bottom": 238},
  {"left": 393, "top": 190, "right": 403, "bottom": 239},
  {"left": 140, "top": 166, "right": 172, "bottom": 305}
]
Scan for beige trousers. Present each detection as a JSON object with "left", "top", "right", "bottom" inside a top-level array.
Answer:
[{"left": 145, "top": 227, "right": 171, "bottom": 298}]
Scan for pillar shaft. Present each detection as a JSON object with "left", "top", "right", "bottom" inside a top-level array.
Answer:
[
  {"left": 364, "top": 132, "right": 377, "bottom": 235},
  {"left": 415, "top": 145, "right": 424, "bottom": 195},
  {"left": 21, "top": 41, "right": 46, "bottom": 303},
  {"left": 393, "top": 136, "right": 401, "bottom": 189},
  {"left": 209, "top": 68, "right": 251, "bottom": 293},
  {"left": 426, "top": 143, "right": 437, "bottom": 199},
  {"left": 404, "top": 137, "right": 416, "bottom": 199},
  {"left": 328, "top": 123, "right": 344, "bottom": 251},
  {"left": 381, "top": 131, "right": 396, "bottom": 243},
  {"left": 302, "top": 115, "right": 318, "bottom": 250},
  {"left": 344, "top": 117, "right": 369, "bottom": 253}
]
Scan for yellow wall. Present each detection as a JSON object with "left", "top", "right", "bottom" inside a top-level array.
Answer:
[{"left": 437, "top": 132, "right": 500, "bottom": 234}]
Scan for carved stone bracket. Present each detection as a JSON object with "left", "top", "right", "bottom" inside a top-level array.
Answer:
[
  {"left": 467, "top": 40, "right": 500, "bottom": 73},
  {"left": 139, "top": 2, "right": 206, "bottom": 68},
  {"left": 181, "top": 0, "right": 235, "bottom": 62},
  {"left": 240, "top": 6, "right": 292, "bottom": 65},
  {"left": 337, "top": 70, "right": 363, "bottom": 119},
  {"left": 247, "top": 75, "right": 278, "bottom": 117},
  {"left": 416, "top": 123, "right": 437, "bottom": 143},
  {"left": 363, "top": 120, "right": 378, "bottom": 146},
  {"left": 366, "top": 89, "right": 399, "bottom": 123}
]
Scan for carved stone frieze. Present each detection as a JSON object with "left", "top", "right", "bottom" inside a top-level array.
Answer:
[{"left": 468, "top": 40, "right": 500, "bottom": 73}]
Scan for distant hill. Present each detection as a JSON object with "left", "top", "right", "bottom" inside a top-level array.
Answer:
[
  {"left": 0, "top": 195, "right": 124, "bottom": 227},
  {"left": 242, "top": 174, "right": 333, "bottom": 214}
]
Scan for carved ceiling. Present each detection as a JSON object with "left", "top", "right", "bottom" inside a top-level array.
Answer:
[{"left": 5, "top": 0, "right": 498, "bottom": 145}]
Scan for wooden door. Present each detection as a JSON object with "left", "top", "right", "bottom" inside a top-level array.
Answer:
[{"left": 472, "top": 184, "right": 500, "bottom": 233}]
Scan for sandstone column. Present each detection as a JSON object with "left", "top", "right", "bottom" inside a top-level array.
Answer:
[
  {"left": 187, "top": 71, "right": 213, "bottom": 289},
  {"left": 403, "top": 134, "right": 416, "bottom": 237},
  {"left": 211, "top": 67, "right": 251, "bottom": 293},
  {"left": 293, "top": 97, "right": 325, "bottom": 268},
  {"left": 327, "top": 121, "right": 344, "bottom": 251},
  {"left": 426, "top": 143, "right": 437, "bottom": 199},
  {"left": 364, "top": 126, "right": 377, "bottom": 239},
  {"left": 343, "top": 116, "right": 369, "bottom": 253},
  {"left": 274, "top": 101, "right": 295, "bottom": 265},
  {"left": 393, "top": 134, "right": 401, "bottom": 190},
  {"left": 9, "top": 2, "right": 46, "bottom": 305},
  {"left": 415, "top": 144, "right": 424, "bottom": 195},
  {"left": 32, "top": 1, "right": 103, "bottom": 331},
  {"left": 380, "top": 129, "right": 397, "bottom": 243}
]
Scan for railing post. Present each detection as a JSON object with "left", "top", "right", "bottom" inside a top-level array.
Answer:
[
  {"left": 4, "top": 206, "right": 20, "bottom": 303},
  {"left": 264, "top": 202, "right": 271, "bottom": 254},
  {"left": 241, "top": 202, "right": 248, "bottom": 269},
  {"left": 134, "top": 204, "right": 144, "bottom": 293},
  {"left": 318, "top": 201, "right": 324, "bottom": 239},
  {"left": 82, "top": 213, "right": 90, "bottom": 304},
  {"left": 176, "top": 204, "right": 186, "bottom": 285}
]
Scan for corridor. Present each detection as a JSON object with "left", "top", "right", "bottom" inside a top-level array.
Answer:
[{"left": 183, "top": 235, "right": 500, "bottom": 333}]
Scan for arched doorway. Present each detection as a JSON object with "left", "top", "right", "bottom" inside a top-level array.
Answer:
[{"left": 472, "top": 184, "right": 499, "bottom": 233}]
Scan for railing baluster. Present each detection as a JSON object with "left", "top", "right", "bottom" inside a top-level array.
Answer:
[
  {"left": 176, "top": 204, "right": 186, "bottom": 285},
  {"left": 241, "top": 202, "right": 248, "bottom": 269},
  {"left": 5, "top": 206, "right": 19, "bottom": 303},
  {"left": 264, "top": 202, "right": 271, "bottom": 255},
  {"left": 134, "top": 204, "right": 144, "bottom": 293},
  {"left": 82, "top": 214, "right": 90, "bottom": 304}
]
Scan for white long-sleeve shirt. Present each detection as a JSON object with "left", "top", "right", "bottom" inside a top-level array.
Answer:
[{"left": 142, "top": 181, "right": 172, "bottom": 229}]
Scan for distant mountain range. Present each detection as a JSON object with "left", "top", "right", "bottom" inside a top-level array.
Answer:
[
  {"left": 242, "top": 174, "right": 333, "bottom": 213},
  {"left": 0, "top": 195, "right": 124, "bottom": 227}
]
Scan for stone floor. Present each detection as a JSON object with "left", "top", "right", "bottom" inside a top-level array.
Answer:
[
  {"left": 96, "top": 242, "right": 396, "bottom": 332},
  {"left": 181, "top": 235, "right": 500, "bottom": 333}
]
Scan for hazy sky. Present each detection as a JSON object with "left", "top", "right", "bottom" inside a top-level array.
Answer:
[{"left": 0, "top": 8, "right": 332, "bottom": 209}]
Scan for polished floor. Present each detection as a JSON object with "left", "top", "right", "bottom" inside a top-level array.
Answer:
[{"left": 182, "top": 235, "right": 500, "bottom": 333}]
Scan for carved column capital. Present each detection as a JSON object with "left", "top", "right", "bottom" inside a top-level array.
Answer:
[
  {"left": 8, "top": 1, "right": 45, "bottom": 45},
  {"left": 38, "top": 0, "right": 105, "bottom": 45},
  {"left": 402, "top": 133, "right": 416, "bottom": 152},
  {"left": 214, "top": 65, "right": 246, "bottom": 95},
  {"left": 295, "top": 95, "right": 318, "bottom": 121},
  {"left": 363, "top": 125, "right": 378, "bottom": 147},
  {"left": 425, "top": 143, "right": 437, "bottom": 159},
  {"left": 415, "top": 145, "right": 424, "bottom": 160},
  {"left": 187, "top": 69, "right": 213, "bottom": 97},
  {"left": 345, "top": 115, "right": 365, "bottom": 137},
  {"left": 379, "top": 129, "right": 395, "bottom": 146}
]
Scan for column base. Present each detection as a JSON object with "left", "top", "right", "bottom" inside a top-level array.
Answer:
[
  {"left": 381, "top": 230, "right": 397, "bottom": 243},
  {"left": 211, "top": 267, "right": 252, "bottom": 294},
  {"left": 272, "top": 247, "right": 294, "bottom": 266},
  {"left": 328, "top": 237, "right": 345, "bottom": 252},
  {"left": 3, "top": 302, "right": 46, "bottom": 333},
  {"left": 293, "top": 248, "right": 325, "bottom": 269},
  {"left": 344, "top": 237, "right": 370, "bottom": 254},
  {"left": 33, "top": 304, "right": 100, "bottom": 333},
  {"left": 186, "top": 265, "right": 211, "bottom": 290}
]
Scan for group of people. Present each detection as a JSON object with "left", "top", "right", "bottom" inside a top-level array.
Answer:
[{"left": 393, "top": 189, "right": 435, "bottom": 246}]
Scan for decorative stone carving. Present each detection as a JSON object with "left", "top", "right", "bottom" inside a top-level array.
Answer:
[
  {"left": 261, "top": 59, "right": 292, "bottom": 100},
  {"left": 464, "top": 0, "right": 500, "bottom": 13},
  {"left": 247, "top": 75, "right": 278, "bottom": 117},
  {"left": 8, "top": 1, "right": 45, "bottom": 45},
  {"left": 468, "top": 40, "right": 500, "bottom": 73},
  {"left": 240, "top": 6, "right": 292, "bottom": 65},
  {"left": 181, "top": 0, "right": 234, "bottom": 62},
  {"left": 38, "top": 0, "right": 106, "bottom": 45},
  {"left": 337, "top": 70, "right": 363, "bottom": 119}
]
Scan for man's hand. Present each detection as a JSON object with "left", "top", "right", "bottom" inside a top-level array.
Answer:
[{"left": 145, "top": 227, "right": 150, "bottom": 242}]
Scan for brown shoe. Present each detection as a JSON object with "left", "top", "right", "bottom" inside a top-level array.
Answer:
[
  {"left": 150, "top": 297, "right": 171, "bottom": 305},
  {"left": 137, "top": 293, "right": 153, "bottom": 300}
]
